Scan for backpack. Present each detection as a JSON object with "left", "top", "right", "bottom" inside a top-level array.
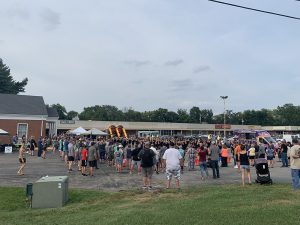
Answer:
[{"left": 140, "top": 149, "right": 154, "bottom": 167}]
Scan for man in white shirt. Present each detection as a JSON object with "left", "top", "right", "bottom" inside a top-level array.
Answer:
[
  {"left": 163, "top": 142, "right": 182, "bottom": 189},
  {"left": 290, "top": 139, "right": 300, "bottom": 190}
]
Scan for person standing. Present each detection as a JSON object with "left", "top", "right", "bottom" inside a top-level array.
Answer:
[
  {"left": 150, "top": 144, "right": 159, "bottom": 174},
  {"left": 63, "top": 138, "right": 69, "bottom": 164},
  {"left": 59, "top": 138, "right": 63, "bottom": 159},
  {"left": 138, "top": 142, "right": 155, "bottom": 190},
  {"left": 37, "top": 137, "right": 43, "bottom": 157},
  {"left": 290, "top": 139, "right": 300, "bottom": 190},
  {"left": 208, "top": 141, "right": 220, "bottom": 179},
  {"left": 266, "top": 144, "right": 275, "bottom": 168},
  {"left": 178, "top": 145, "right": 185, "bottom": 173},
  {"left": 234, "top": 143, "right": 241, "bottom": 170},
  {"left": 186, "top": 144, "right": 196, "bottom": 171},
  {"left": 115, "top": 145, "right": 124, "bottom": 173},
  {"left": 159, "top": 144, "right": 167, "bottom": 172},
  {"left": 52, "top": 137, "right": 57, "bottom": 154},
  {"left": 29, "top": 136, "right": 36, "bottom": 156},
  {"left": 81, "top": 145, "right": 88, "bottom": 176},
  {"left": 67, "top": 141, "right": 75, "bottom": 172},
  {"left": 107, "top": 142, "right": 114, "bottom": 167},
  {"left": 248, "top": 144, "right": 256, "bottom": 166},
  {"left": 125, "top": 144, "right": 132, "bottom": 170},
  {"left": 198, "top": 146, "right": 209, "bottom": 180},
  {"left": 281, "top": 140, "right": 289, "bottom": 167},
  {"left": 17, "top": 142, "right": 26, "bottom": 175},
  {"left": 130, "top": 144, "right": 142, "bottom": 174},
  {"left": 163, "top": 142, "right": 182, "bottom": 189},
  {"left": 238, "top": 145, "right": 251, "bottom": 186},
  {"left": 99, "top": 140, "right": 106, "bottom": 164},
  {"left": 41, "top": 138, "right": 47, "bottom": 159},
  {"left": 220, "top": 144, "right": 228, "bottom": 167},
  {"left": 88, "top": 142, "right": 97, "bottom": 177}
]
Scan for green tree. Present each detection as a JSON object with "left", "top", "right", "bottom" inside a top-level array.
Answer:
[
  {"left": 51, "top": 104, "right": 68, "bottom": 120},
  {"left": 213, "top": 114, "right": 223, "bottom": 124},
  {"left": 189, "top": 106, "right": 200, "bottom": 123},
  {"left": 275, "top": 104, "right": 300, "bottom": 126},
  {"left": 166, "top": 111, "right": 179, "bottom": 122},
  {"left": 0, "top": 58, "right": 28, "bottom": 94},
  {"left": 123, "top": 108, "right": 142, "bottom": 121},
  {"left": 177, "top": 109, "right": 190, "bottom": 123},
  {"left": 141, "top": 111, "right": 153, "bottom": 122},
  {"left": 200, "top": 109, "right": 213, "bottom": 123},
  {"left": 79, "top": 105, "right": 124, "bottom": 121},
  {"left": 67, "top": 110, "right": 79, "bottom": 120}
]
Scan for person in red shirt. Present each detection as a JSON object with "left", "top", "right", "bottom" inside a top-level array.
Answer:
[
  {"left": 81, "top": 146, "right": 88, "bottom": 176},
  {"left": 198, "top": 146, "right": 209, "bottom": 180}
]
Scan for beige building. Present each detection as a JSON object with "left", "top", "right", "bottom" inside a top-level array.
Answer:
[{"left": 54, "top": 120, "right": 300, "bottom": 137}]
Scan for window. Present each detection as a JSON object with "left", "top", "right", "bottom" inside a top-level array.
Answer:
[{"left": 17, "top": 123, "right": 28, "bottom": 139}]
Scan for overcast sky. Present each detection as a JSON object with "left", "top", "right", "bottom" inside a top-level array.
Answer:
[{"left": 0, "top": 0, "right": 299, "bottom": 114}]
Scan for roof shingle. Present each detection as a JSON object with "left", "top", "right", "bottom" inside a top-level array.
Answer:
[{"left": 0, "top": 94, "right": 48, "bottom": 116}]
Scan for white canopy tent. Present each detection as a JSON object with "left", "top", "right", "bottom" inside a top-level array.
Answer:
[
  {"left": 0, "top": 129, "right": 9, "bottom": 135},
  {"left": 69, "top": 127, "right": 88, "bottom": 135},
  {"left": 84, "top": 128, "right": 108, "bottom": 136}
]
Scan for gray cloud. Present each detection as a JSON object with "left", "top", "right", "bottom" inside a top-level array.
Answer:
[
  {"left": 164, "top": 59, "right": 184, "bottom": 66},
  {"left": 6, "top": 6, "right": 31, "bottom": 20},
  {"left": 40, "top": 8, "right": 61, "bottom": 30},
  {"left": 170, "top": 78, "right": 193, "bottom": 91},
  {"left": 132, "top": 79, "right": 144, "bottom": 84},
  {"left": 124, "top": 60, "right": 150, "bottom": 67},
  {"left": 193, "top": 66, "right": 211, "bottom": 73}
]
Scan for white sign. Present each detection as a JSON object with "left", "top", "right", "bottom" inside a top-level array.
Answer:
[{"left": 5, "top": 146, "right": 13, "bottom": 154}]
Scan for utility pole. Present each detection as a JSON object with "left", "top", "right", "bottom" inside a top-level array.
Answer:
[{"left": 220, "top": 96, "right": 228, "bottom": 139}]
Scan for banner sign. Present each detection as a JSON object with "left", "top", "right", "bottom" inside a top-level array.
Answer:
[{"left": 215, "top": 124, "right": 231, "bottom": 129}]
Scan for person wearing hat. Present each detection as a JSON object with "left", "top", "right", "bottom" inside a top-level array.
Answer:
[
  {"left": 208, "top": 141, "right": 221, "bottom": 179},
  {"left": 115, "top": 144, "right": 124, "bottom": 173}
]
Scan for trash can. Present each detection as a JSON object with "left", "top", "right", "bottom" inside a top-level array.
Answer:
[{"left": 32, "top": 176, "right": 69, "bottom": 208}]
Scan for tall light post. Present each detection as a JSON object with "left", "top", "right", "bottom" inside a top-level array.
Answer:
[{"left": 220, "top": 96, "right": 228, "bottom": 139}]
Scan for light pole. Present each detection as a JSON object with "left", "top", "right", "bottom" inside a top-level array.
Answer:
[{"left": 220, "top": 96, "right": 228, "bottom": 139}]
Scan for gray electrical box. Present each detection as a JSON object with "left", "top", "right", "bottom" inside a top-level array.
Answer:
[{"left": 32, "top": 176, "right": 69, "bottom": 208}]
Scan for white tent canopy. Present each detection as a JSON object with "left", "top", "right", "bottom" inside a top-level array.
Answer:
[
  {"left": 84, "top": 128, "right": 108, "bottom": 136},
  {"left": 0, "top": 129, "right": 9, "bottom": 135},
  {"left": 69, "top": 127, "right": 87, "bottom": 135}
]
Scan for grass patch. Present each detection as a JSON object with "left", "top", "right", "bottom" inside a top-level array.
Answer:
[{"left": 0, "top": 184, "right": 300, "bottom": 225}]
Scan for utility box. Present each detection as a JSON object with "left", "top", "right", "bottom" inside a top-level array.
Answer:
[{"left": 32, "top": 176, "right": 69, "bottom": 208}]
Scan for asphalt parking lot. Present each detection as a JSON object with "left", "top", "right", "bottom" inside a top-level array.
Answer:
[{"left": 0, "top": 151, "right": 292, "bottom": 191}]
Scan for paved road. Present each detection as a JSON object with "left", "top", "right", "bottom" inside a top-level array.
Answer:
[{"left": 0, "top": 151, "right": 292, "bottom": 191}]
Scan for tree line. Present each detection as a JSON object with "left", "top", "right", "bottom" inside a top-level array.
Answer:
[
  {"left": 51, "top": 103, "right": 300, "bottom": 126},
  {"left": 0, "top": 58, "right": 299, "bottom": 126}
]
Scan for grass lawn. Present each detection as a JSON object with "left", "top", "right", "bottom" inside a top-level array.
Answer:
[{"left": 0, "top": 184, "right": 300, "bottom": 225}]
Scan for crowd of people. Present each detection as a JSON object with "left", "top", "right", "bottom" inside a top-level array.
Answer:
[{"left": 16, "top": 134, "right": 300, "bottom": 190}]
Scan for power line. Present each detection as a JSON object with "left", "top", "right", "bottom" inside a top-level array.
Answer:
[{"left": 208, "top": 0, "right": 300, "bottom": 21}]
